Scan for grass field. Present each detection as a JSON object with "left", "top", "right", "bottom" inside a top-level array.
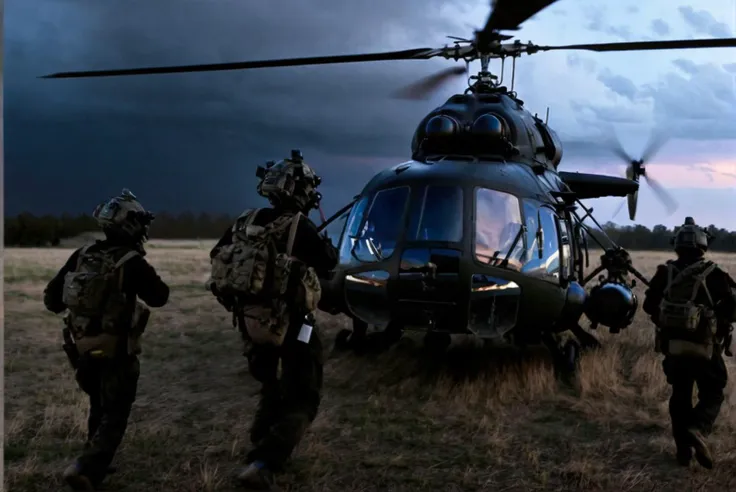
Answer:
[{"left": 4, "top": 242, "right": 736, "bottom": 491}]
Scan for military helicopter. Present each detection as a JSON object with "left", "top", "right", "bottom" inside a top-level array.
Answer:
[{"left": 42, "top": 1, "right": 736, "bottom": 371}]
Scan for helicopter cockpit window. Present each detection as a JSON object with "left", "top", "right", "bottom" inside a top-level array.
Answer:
[
  {"left": 474, "top": 188, "right": 525, "bottom": 269},
  {"left": 557, "top": 216, "right": 573, "bottom": 280},
  {"left": 339, "top": 186, "right": 410, "bottom": 263},
  {"left": 411, "top": 185, "right": 464, "bottom": 242},
  {"left": 521, "top": 203, "right": 560, "bottom": 279}
]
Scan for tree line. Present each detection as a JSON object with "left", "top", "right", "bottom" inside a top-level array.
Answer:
[{"left": 5, "top": 212, "right": 736, "bottom": 252}]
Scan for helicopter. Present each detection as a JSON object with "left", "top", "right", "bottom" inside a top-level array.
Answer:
[{"left": 41, "top": 0, "right": 736, "bottom": 372}]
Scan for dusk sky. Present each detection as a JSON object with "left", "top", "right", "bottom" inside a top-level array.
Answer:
[{"left": 5, "top": 0, "right": 736, "bottom": 230}]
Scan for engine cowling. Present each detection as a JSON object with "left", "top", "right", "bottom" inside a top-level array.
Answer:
[{"left": 584, "top": 282, "right": 638, "bottom": 333}]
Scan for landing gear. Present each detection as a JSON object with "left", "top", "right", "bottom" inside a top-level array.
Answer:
[
  {"left": 334, "top": 318, "right": 403, "bottom": 355},
  {"left": 542, "top": 324, "right": 601, "bottom": 378},
  {"left": 423, "top": 331, "right": 451, "bottom": 352}
]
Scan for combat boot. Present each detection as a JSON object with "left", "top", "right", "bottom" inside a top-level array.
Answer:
[
  {"left": 675, "top": 446, "right": 692, "bottom": 467},
  {"left": 687, "top": 428, "right": 714, "bottom": 469},
  {"left": 236, "top": 461, "right": 276, "bottom": 490},
  {"left": 63, "top": 461, "right": 95, "bottom": 491},
  {"left": 81, "top": 443, "right": 117, "bottom": 474}
]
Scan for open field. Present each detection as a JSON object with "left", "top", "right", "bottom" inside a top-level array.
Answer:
[{"left": 4, "top": 244, "right": 736, "bottom": 491}]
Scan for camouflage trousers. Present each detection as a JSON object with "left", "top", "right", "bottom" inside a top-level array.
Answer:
[
  {"left": 663, "top": 348, "right": 728, "bottom": 449},
  {"left": 74, "top": 354, "right": 140, "bottom": 483},
  {"left": 245, "top": 318, "right": 324, "bottom": 471}
]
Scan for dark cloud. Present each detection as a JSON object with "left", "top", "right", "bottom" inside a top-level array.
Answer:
[
  {"left": 596, "top": 69, "right": 639, "bottom": 101},
  {"left": 571, "top": 61, "right": 735, "bottom": 142},
  {"left": 645, "top": 62, "right": 736, "bottom": 138},
  {"left": 651, "top": 19, "right": 671, "bottom": 36},
  {"left": 583, "top": 6, "right": 632, "bottom": 40},
  {"left": 678, "top": 6, "right": 733, "bottom": 38},
  {"left": 565, "top": 54, "right": 598, "bottom": 74},
  {"left": 672, "top": 58, "right": 699, "bottom": 75},
  {"left": 6, "top": 0, "right": 474, "bottom": 215}
]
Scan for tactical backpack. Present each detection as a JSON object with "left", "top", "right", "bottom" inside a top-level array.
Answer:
[
  {"left": 210, "top": 209, "right": 322, "bottom": 346},
  {"left": 657, "top": 259, "right": 718, "bottom": 359},
  {"left": 62, "top": 245, "right": 140, "bottom": 356}
]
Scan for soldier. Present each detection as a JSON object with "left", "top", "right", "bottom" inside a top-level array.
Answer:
[
  {"left": 643, "top": 217, "right": 736, "bottom": 469},
  {"left": 207, "top": 150, "right": 337, "bottom": 490},
  {"left": 43, "top": 189, "right": 170, "bottom": 491}
]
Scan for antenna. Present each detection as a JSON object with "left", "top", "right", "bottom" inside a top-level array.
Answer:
[{"left": 545, "top": 107, "right": 550, "bottom": 124}]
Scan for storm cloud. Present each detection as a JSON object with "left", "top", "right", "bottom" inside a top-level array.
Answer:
[{"left": 5, "top": 0, "right": 736, "bottom": 229}]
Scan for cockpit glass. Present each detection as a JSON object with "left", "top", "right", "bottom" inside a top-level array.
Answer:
[
  {"left": 474, "top": 187, "right": 525, "bottom": 270},
  {"left": 339, "top": 186, "right": 410, "bottom": 263},
  {"left": 410, "top": 185, "right": 464, "bottom": 242}
]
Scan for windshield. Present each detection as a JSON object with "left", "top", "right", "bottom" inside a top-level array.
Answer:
[
  {"left": 408, "top": 185, "right": 464, "bottom": 242},
  {"left": 474, "top": 187, "right": 525, "bottom": 270},
  {"left": 339, "top": 186, "right": 411, "bottom": 263}
]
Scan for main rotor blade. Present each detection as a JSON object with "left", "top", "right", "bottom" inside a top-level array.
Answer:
[
  {"left": 392, "top": 66, "right": 466, "bottom": 100},
  {"left": 539, "top": 37, "right": 736, "bottom": 53},
  {"left": 482, "top": 0, "right": 559, "bottom": 33},
  {"left": 40, "top": 48, "right": 437, "bottom": 79}
]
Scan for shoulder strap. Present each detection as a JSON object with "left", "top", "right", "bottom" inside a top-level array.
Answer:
[
  {"left": 113, "top": 249, "right": 141, "bottom": 290},
  {"left": 663, "top": 263, "right": 677, "bottom": 296},
  {"left": 76, "top": 245, "right": 92, "bottom": 270},
  {"left": 245, "top": 208, "right": 261, "bottom": 227},
  {"left": 232, "top": 208, "right": 259, "bottom": 233},
  {"left": 691, "top": 261, "right": 717, "bottom": 305},
  {"left": 285, "top": 212, "right": 303, "bottom": 256},
  {"left": 115, "top": 250, "right": 140, "bottom": 269}
]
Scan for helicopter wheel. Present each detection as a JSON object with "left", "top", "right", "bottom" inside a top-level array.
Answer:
[
  {"left": 423, "top": 331, "right": 451, "bottom": 352},
  {"left": 542, "top": 332, "right": 581, "bottom": 379},
  {"left": 562, "top": 339, "right": 581, "bottom": 374}
]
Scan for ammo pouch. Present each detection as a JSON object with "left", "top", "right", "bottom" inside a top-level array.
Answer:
[
  {"left": 660, "top": 308, "right": 717, "bottom": 360},
  {"left": 63, "top": 303, "right": 150, "bottom": 359},
  {"left": 240, "top": 302, "right": 290, "bottom": 347}
]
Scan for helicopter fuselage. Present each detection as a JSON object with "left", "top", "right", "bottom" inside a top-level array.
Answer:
[
  {"left": 320, "top": 89, "right": 641, "bottom": 343},
  {"left": 324, "top": 158, "right": 584, "bottom": 342}
]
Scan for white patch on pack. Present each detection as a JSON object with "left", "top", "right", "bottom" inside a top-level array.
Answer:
[{"left": 297, "top": 323, "right": 313, "bottom": 343}]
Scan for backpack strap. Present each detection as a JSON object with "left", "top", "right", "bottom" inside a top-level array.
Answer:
[
  {"left": 113, "top": 250, "right": 141, "bottom": 290},
  {"left": 76, "top": 245, "right": 92, "bottom": 270},
  {"left": 691, "top": 261, "right": 717, "bottom": 306},
  {"left": 663, "top": 262, "right": 677, "bottom": 297},
  {"left": 245, "top": 209, "right": 260, "bottom": 227},
  {"left": 232, "top": 208, "right": 259, "bottom": 233},
  {"left": 285, "top": 213, "right": 302, "bottom": 256}
]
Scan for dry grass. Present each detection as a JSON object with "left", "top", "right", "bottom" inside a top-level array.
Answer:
[{"left": 4, "top": 245, "right": 736, "bottom": 491}]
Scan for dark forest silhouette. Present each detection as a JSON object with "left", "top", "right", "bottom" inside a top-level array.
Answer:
[{"left": 5, "top": 212, "right": 736, "bottom": 252}]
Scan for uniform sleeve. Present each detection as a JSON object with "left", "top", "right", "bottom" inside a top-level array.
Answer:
[
  {"left": 43, "top": 248, "right": 82, "bottom": 314},
  {"left": 126, "top": 255, "right": 170, "bottom": 308},
  {"left": 210, "top": 227, "right": 234, "bottom": 260},
  {"left": 294, "top": 217, "right": 338, "bottom": 275},
  {"left": 642, "top": 264, "right": 668, "bottom": 317},
  {"left": 712, "top": 268, "right": 736, "bottom": 323}
]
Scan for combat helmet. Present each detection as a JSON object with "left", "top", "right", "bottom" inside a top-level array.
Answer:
[
  {"left": 672, "top": 216, "right": 710, "bottom": 254},
  {"left": 256, "top": 149, "right": 322, "bottom": 212},
  {"left": 92, "top": 189, "right": 155, "bottom": 243}
]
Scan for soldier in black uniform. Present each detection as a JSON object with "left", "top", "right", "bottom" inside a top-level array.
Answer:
[
  {"left": 643, "top": 217, "right": 736, "bottom": 469},
  {"left": 208, "top": 151, "right": 337, "bottom": 490},
  {"left": 43, "top": 190, "right": 170, "bottom": 491}
]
